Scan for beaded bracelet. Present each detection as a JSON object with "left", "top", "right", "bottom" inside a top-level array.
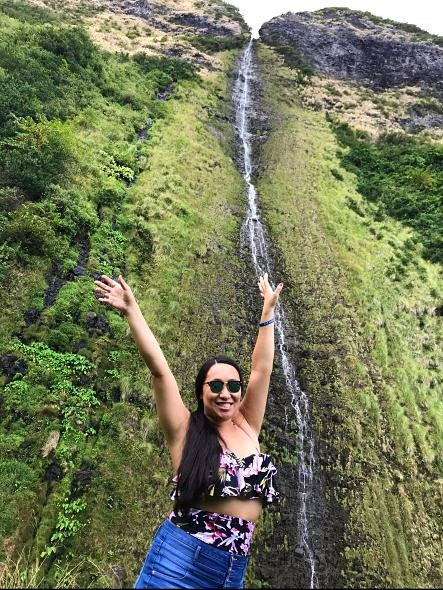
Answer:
[{"left": 258, "top": 318, "right": 275, "bottom": 327}]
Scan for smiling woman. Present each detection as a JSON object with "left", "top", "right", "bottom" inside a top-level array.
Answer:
[{"left": 94, "top": 272, "right": 283, "bottom": 588}]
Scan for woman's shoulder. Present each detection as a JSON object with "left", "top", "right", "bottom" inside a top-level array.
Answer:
[{"left": 234, "top": 410, "right": 260, "bottom": 447}]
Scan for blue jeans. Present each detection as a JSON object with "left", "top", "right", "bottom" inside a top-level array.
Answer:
[{"left": 134, "top": 519, "right": 249, "bottom": 589}]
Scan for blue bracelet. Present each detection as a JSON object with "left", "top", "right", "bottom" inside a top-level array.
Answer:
[{"left": 258, "top": 318, "right": 275, "bottom": 327}]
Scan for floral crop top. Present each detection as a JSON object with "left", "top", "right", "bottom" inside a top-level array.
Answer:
[{"left": 171, "top": 449, "right": 280, "bottom": 506}]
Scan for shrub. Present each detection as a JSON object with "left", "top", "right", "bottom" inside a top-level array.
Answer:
[
  {"left": 184, "top": 34, "right": 245, "bottom": 53},
  {"left": 332, "top": 122, "right": 443, "bottom": 263},
  {"left": 0, "top": 116, "right": 77, "bottom": 198},
  {"left": 0, "top": 202, "right": 62, "bottom": 259},
  {"left": 133, "top": 53, "right": 197, "bottom": 84}
]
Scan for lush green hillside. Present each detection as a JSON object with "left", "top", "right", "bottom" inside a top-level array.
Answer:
[
  {"left": 0, "top": 2, "right": 258, "bottom": 587},
  {"left": 1, "top": 1, "right": 442, "bottom": 588},
  {"left": 254, "top": 42, "right": 442, "bottom": 588}
]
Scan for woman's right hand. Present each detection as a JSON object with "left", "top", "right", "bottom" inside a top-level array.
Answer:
[{"left": 94, "top": 274, "right": 136, "bottom": 316}]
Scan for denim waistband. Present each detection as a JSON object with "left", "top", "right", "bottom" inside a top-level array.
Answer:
[
  {"left": 161, "top": 519, "right": 249, "bottom": 563},
  {"left": 134, "top": 519, "right": 249, "bottom": 588}
]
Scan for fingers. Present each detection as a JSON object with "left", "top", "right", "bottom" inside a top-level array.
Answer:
[
  {"left": 118, "top": 275, "right": 128, "bottom": 290},
  {"left": 94, "top": 280, "right": 111, "bottom": 292},
  {"left": 275, "top": 282, "right": 284, "bottom": 296},
  {"left": 99, "top": 274, "right": 118, "bottom": 288},
  {"left": 257, "top": 274, "right": 284, "bottom": 296}
]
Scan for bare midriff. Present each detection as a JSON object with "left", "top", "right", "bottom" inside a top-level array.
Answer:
[{"left": 190, "top": 495, "right": 263, "bottom": 523}]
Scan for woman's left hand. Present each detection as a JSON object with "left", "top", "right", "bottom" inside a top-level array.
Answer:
[{"left": 258, "top": 272, "right": 283, "bottom": 310}]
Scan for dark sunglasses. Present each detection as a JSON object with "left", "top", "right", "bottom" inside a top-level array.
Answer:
[{"left": 204, "top": 379, "right": 242, "bottom": 394}]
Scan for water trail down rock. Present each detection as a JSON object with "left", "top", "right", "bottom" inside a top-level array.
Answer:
[{"left": 233, "top": 39, "right": 318, "bottom": 588}]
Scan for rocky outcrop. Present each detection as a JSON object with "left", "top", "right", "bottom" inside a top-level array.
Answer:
[
  {"left": 107, "top": 0, "right": 248, "bottom": 38},
  {"left": 259, "top": 9, "right": 443, "bottom": 98}
]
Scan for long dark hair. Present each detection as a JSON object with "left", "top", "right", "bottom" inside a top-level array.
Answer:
[{"left": 174, "top": 355, "right": 243, "bottom": 511}]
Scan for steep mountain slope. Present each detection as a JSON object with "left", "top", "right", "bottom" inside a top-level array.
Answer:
[
  {"left": 1, "top": 2, "right": 442, "bottom": 588},
  {"left": 0, "top": 1, "right": 256, "bottom": 587},
  {"left": 255, "top": 8, "right": 443, "bottom": 588}
]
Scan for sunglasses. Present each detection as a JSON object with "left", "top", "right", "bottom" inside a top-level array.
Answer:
[{"left": 204, "top": 379, "right": 242, "bottom": 394}]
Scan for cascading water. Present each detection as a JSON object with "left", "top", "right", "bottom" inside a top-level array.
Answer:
[{"left": 234, "top": 39, "right": 318, "bottom": 589}]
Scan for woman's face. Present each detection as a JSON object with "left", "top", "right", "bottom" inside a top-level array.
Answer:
[{"left": 201, "top": 363, "right": 242, "bottom": 424}]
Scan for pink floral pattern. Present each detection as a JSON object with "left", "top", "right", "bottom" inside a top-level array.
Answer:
[
  {"left": 169, "top": 508, "right": 256, "bottom": 556},
  {"left": 171, "top": 451, "right": 280, "bottom": 506}
]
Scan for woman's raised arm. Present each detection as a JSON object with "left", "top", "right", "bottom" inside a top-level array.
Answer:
[
  {"left": 94, "top": 274, "right": 190, "bottom": 444},
  {"left": 240, "top": 273, "right": 283, "bottom": 436}
]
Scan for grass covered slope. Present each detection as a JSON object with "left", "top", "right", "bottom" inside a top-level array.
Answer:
[
  {"left": 255, "top": 42, "right": 442, "bottom": 588},
  {"left": 0, "top": 2, "right": 258, "bottom": 586}
]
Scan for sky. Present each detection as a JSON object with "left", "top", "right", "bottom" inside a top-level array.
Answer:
[{"left": 226, "top": 0, "right": 443, "bottom": 38}]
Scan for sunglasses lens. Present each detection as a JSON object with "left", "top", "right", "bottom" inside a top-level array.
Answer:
[
  {"left": 209, "top": 380, "right": 223, "bottom": 393},
  {"left": 228, "top": 380, "right": 241, "bottom": 393}
]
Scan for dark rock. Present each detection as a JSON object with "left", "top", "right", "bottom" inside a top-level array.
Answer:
[
  {"left": 24, "top": 308, "right": 41, "bottom": 326},
  {"left": 294, "top": 546, "right": 305, "bottom": 559},
  {"left": 70, "top": 265, "right": 86, "bottom": 277},
  {"left": 86, "top": 312, "right": 111, "bottom": 335},
  {"left": 170, "top": 13, "right": 235, "bottom": 37},
  {"left": 72, "top": 467, "right": 96, "bottom": 494},
  {"left": 0, "top": 354, "right": 28, "bottom": 380},
  {"left": 43, "top": 459, "right": 63, "bottom": 484},
  {"left": 260, "top": 9, "right": 443, "bottom": 99},
  {"left": 109, "top": 0, "right": 156, "bottom": 19},
  {"left": 156, "top": 85, "right": 174, "bottom": 101},
  {"left": 401, "top": 108, "right": 443, "bottom": 132},
  {"left": 138, "top": 117, "right": 153, "bottom": 141},
  {"left": 44, "top": 264, "right": 65, "bottom": 308}
]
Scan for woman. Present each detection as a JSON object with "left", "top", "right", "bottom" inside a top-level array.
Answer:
[{"left": 94, "top": 272, "right": 284, "bottom": 589}]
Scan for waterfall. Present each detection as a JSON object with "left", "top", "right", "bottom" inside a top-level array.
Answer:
[{"left": 234, "top": 39, "right": 318, "bottom": 589}]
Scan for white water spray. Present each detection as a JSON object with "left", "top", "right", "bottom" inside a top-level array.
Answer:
[{"left": 234, "top": 39, "right": 318, "bottom": 589}]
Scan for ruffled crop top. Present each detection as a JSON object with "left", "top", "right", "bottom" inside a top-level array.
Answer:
[{"left": 171, "top": 449, "right": 280, "bottom": 506}]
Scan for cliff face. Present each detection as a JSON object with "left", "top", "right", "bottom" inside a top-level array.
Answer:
[
  {"left": 259, "top": 8, "right": 443, "bottom": 137},
  {"left": 260, "top": 8, "right": 443, "bottom": 96}
]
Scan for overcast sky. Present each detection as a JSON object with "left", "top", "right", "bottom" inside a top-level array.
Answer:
[{"left": 227, "top": 1, "right": 443, "bottom": 37}]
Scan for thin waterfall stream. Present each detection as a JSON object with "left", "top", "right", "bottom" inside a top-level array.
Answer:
[{"left": 234, "top": 39, "right": 318, "bottom": 589}]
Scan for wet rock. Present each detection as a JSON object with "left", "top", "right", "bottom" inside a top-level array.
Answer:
[
  {"left": 24, "top": 308, "right": 41, "bottom": 326},
  {"left": 294, "top": 546, "right": 305, "bottom": 559},
  {"left": 69, "top": 265, "right": 86, "bottom": 278},
  {"left": 43, "top": 458, "right": 63, "bottom": 483},
  {"left": 137, "top": 117, "right": 153, "bottom": 141},
  {"left": 0, "top": 354, "right": 28, "bottom": 380},
  {"left": 72, "top": 466, "right": 96, "bottom": 495},
  {"left": 44, "top": 264, "right": 65, "bottom": 308},
  {"left": 86, "top": 312, "right": 111, "bottom": 335},
  {"left": 156, "top": 85, "right": 174, "bottom": 101}
]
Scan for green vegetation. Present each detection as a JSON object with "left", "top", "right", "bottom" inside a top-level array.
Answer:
[
  {"left": 0, "top": 2, "right": 261, "bottom": 586},
  {"left": 331, "top": 121, "right": 443, "bottom": 264},
  {"left": 2, "top": 2, "right": 441, "bottom": 588},
  {"left": 184, "top": 33, "right": 246, "bottom": 53},
  {"left": 255, "top": 42, "right": 442, "bottom": 588}
]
